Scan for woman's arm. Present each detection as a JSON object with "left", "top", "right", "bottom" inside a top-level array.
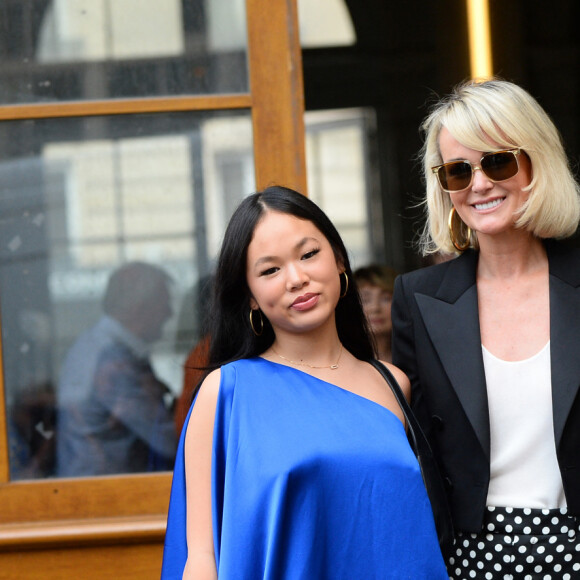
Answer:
[{"left": 181, "top": 369, "right": 221, "bottom": 580}]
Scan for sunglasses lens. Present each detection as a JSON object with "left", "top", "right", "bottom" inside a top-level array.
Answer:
[
  {"left": 436, "top": 150, "right": 520, "bottom": 192},
  {"left": 438, "top": 161, "right": 472, "bottom": 191},
  {"left": 481, "top": 151, "right": 519, "bottom": 181}
]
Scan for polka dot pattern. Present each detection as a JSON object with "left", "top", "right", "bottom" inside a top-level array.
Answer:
[{"left": 448, "top": 507, "right": 580, "bottom": 579}]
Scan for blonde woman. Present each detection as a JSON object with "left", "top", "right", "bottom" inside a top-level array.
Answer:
[{"left": 392, "top": 78, "right": 580, "bottom": 578}]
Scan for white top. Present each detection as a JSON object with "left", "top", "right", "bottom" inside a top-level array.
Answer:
[{"left": 483, "top": 341, "right": 566, "bottom": 509}]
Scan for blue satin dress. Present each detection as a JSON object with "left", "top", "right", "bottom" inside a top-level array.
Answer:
[{"left": 161, "top": 358, "right": 447, "bottom": 579}]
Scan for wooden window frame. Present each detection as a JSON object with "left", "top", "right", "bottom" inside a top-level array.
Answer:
[{"left": 0, "top": 0, "right": 306, "bottom": 575}]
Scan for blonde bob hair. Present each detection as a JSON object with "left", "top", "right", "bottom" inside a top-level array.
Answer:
[{"left": 419, "top": 78, "right": 580, "bottom": 255}]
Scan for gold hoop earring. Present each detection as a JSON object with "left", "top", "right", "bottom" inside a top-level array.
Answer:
[
  {"left": 340, "top": 272, "right": 349, "bottom": 299},
  {"left": 249, "top": 308, "right": 264, "bottom": 336},
  {"left": 448, "top": 207, "right": 472, "bottom": 252}
]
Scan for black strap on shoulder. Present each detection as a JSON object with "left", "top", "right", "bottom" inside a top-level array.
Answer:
[
  {"left": 368, "top": 358, "right": 454, "bottom": 559},
  {"left": 368, "top": 359, "right": 418, "bottom": 446}
]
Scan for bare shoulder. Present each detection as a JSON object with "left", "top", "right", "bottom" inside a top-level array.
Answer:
[
  {"left": 197, "top": 368, "right": 222, "bottom": 399},
  {"left": 185, "top": 368, "right": 221, "bottom": 444},
  {"left": 379, "top": 360, "right": 411, "bottom": 402}
]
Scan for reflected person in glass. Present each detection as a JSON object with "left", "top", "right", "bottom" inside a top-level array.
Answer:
[{"left": 56, "top": 262, "right": 177, "bottom": 476}]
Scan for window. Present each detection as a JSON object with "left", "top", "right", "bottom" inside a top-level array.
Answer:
[
  {"left": 0, "top": 0, "right": 248, "bottom": 104},
  {"left": 305, "top": 108, "right": 378, "bottom": 268},
  {"left": 0, "top": 0, "right": 306, "bottom": 576},
  {"left": 1, "top": 111, "right": 253, "bottom": 481}
]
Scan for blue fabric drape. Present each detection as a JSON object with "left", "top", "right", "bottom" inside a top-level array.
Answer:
[{"left": 161, "top": 358, "right": 447, "bottom": 579}]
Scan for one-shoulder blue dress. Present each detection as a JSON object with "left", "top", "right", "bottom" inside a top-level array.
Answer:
[{"left": 161, "top": 358, "right": 447, "bottom": 579}]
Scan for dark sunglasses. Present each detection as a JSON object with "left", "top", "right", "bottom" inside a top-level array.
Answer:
[{"left": 432, "top": 148, "right": 521, "bottom": 192}]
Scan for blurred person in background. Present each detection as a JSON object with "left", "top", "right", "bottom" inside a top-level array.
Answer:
[
  {"left": 57, "top": 261, "right": 177, "bottom": 476},
  {"left": 355, "top": 264, "right": 398, "bottom": 362}
]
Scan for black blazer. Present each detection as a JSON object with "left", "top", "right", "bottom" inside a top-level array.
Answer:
[{"left": 392, "top": 240, "right": 580, "bottom": 532}]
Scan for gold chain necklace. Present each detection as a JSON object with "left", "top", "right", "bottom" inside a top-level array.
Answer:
[{"left": 270, "top": 343, "right": 343, "bottom": 370}]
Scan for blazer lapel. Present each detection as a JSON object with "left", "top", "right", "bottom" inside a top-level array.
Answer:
[
  {"left": 415, "top": 252, "right": 490, "bottom": 458},
  {"left": 548, "top": 243, "right": 580, "bottom": 445},
  {"left": 410, "top": 242, "right": 580, "bottom": 460}
]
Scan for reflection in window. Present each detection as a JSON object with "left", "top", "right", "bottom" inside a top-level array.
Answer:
[
  {"left": 44, "top": 136, "right": 195, "bottom": 267},
  {"left": 0, "top": 0, "right": 248, "bottom": 103},
  {"left": 305, "top": 108, "right": 377, "bottom": 267},
  {"left": 56, "top": 262, "right": 178, "bottom": 477},
  {"left": 0, "top": 111, "right": 254, "bottom": 480},
  {"left": 207, "top": 0, "right": 248, "bottom": 52},
  {"left": 38, "top": 0, "right": 185, "bottom": 61}
]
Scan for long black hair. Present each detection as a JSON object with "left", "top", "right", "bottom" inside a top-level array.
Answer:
[{"left": 206, "top": 185, "right": 376, "bottom": 369}]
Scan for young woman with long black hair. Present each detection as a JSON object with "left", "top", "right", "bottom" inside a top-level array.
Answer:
[{"left": 162, "top": 186, "right": 447, "bottom": 579}]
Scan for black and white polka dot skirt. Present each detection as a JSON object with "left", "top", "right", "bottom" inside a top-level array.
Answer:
[{"left": 448, "top": 506, "right": 580, "bottom": 579}]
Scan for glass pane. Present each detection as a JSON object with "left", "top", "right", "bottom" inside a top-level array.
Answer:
[
  {"left": 305, "top": 108, "right": 376, "bottom": 267},
  {"left": 0, "top": 110, "right": 254, "bottom": 479},
  {"left": 0, "top": 0, "right": 248, "bottom": 104}
]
